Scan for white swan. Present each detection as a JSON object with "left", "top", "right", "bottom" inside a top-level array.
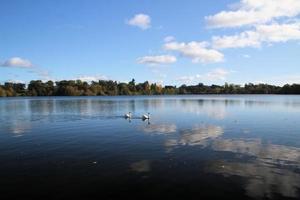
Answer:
[
  {"left": 124, "top": 112, "right": 132, "bottom": 118},
  {"left": 142, "top": 112, "right": 150, "bottom": 120}
]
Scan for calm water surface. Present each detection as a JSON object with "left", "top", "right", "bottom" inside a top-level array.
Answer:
[{"left": 0, "top": 95, "right": 300, "bottom": 199}]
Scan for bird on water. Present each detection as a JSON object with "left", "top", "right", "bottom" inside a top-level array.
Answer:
[
  {"left": 124, "top": 112, "right": 132, "bottom": 119},
  {"left": 142, "top": 112, "right": 150, "bottom": 120}
]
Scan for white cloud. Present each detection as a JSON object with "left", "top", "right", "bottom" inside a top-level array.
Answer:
[
  {"left": 177, "top": 68, "right": 231, "bottom": 84},
  {"left": 151, "top": 79, "right": 164, "bottom": 85},
  {"left": 263, "top": 75, "right": 300, "bottom": 86},
  {"left": 0, "top": 57, "right": 53, "bottom": 81},
  {"left": 1, "top": 57, "right": 33, "bottom": 68},
  {"left": 164, "top": 36, "right": 175, "bottom": 42},
  {"left": 206, "top": 68, "right": 231, "bottom": 80},
  {"left": 243, "top": 54, "right": 251, "bottom": 58},
  {"left": 212, "top": 23, "right": 300, "bottom": 49},
  {"left": 137, "top": 55, "right": 177, "bottom": 65},
  {"left": 206, "top": 0, "right": 300, "bottom": 28},
  {"left": 127, "top": 13, "right": 151, "bottom": 30},
  {"left": 73, "top": 75, "right": 108, "bottom": 82},
  {"left": 257, "top": 23, "right": 300, "bottom": 42},
  {"left": 164, "top": 41, "right": 224, "bottom": 63},
  {"left": 5, "top": 79, "right": 26, "bottom": 84},
  {"left": 212, "top": 30, "right": 261, "bottom": 49}
]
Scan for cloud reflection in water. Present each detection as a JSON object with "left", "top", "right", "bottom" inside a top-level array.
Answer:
[
  {"left": 208, "top": 160, "right": 300, "bottom": 198},
  {"left": 130, "top": 160, "right": 152, "bottom": 173},
  {"left": 141, "top": 124, "right": 177, "bottom": 134},
  {"left": 165, "top": 125, "right": 224, "bottom": 149},
  {"left": 207, "top": 138, "right": 300, "bottom": 198}
]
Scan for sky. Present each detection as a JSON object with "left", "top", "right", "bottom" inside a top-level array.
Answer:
[{"left": 1, "top": 0, "right": 300, "bottom": 86}]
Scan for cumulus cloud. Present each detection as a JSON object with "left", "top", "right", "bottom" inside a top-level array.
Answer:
[
  {"left": 127, "top": 13, "right": 151, "bottom": 30},
  {"left": 1, "top": 57, "right": 33, "bottom": 68},
  {"left": 177, "top": 68, "right": 231, "bottom": 84},
  {"left": 257, "top": 23, "right": 300, "bottom": 42},
  {"left": 137, "top": 55, "right": 177, "bottom": 65},
  {"left": 164, "top": 36, "right": 176, "bottom": 42},
  {"left": 164, "top": 41, "right": 224, "bottom": 63},
  {"left": 1, "top": 57, "right": 51, "bottom": 80},
  {"left": 212, "top": 30, "right": 261, "bottom": 49},
  {"left": 205, "top": 68, "right": 231, "bottom": 80},
  {"left": 74, "top": 75, "right": 108, "bottom": 82},
  {"left": 258, "top": 74, "right": 300, "bottom": 86},
  {"left": 212, "top": 23, "right": 300, "bottom": 49},
  {"left": 5, "top": 79, "right": 26, "bottom": 84},
  {"left": 206, "top": 0, "right": 300, "bottom": 28}
]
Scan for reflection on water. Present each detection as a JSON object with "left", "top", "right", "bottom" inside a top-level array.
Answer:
[
  {"left": 211, "top": 138, "right": 300, "bottom": 165},
  {"left": 179, "top": 99, "right": 230, "bottom": 119},
  {"left": 141, "top": 124, "right": 177, "bottom": 134},
  {"left": 1, "top": 95, "right": 300, "bottom": 199},
  {"left": 206, "top": 138, "right": 300, "bottom": 198},
  {"left": 130, "top": 160, "right": 152, "bottom": 173},
  {"left": 165, "top": 125, "right": 224, "bottom": 148},
  {"left": 208, "top": 161, "right": 300, "bottom": 198},
  {"left": 6, "top": 120, "right": 31, "bottom": 137}
]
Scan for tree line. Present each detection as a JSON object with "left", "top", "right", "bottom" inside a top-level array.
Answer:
[{"left": 0, "top": 79, "right": 300, "bottom": 97}]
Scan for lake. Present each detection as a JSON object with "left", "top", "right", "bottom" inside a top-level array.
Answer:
[{"left": 0, "top": 95, "right": 300, "bottom": 199}]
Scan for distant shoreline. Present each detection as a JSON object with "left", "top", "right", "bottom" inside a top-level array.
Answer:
[
  {"left": 1, "top": 79, "right": 300, "bottom": 97},
  {"left": 1, "top": 94, "right": 300, "bottom": 98}
]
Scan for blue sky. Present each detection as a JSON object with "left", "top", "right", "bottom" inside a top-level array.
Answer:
[{"left": 1, "top": 0, "right": 300, "bottom": 86}]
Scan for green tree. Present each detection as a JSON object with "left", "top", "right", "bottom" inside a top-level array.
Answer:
[{"left": 0, "top": 87, "right": 6, "bottom": 97}]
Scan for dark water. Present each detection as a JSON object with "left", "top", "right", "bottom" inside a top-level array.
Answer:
[{"left": 1, "top": 95, "right": 300, "bottom": 199}]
